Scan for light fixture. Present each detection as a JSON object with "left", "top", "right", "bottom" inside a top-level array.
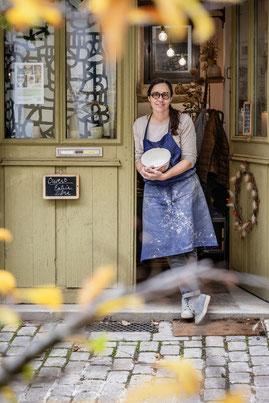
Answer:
[
  {"left": 179, "top": 55, "right": 187, "bottom": 66},
  {"left": 166, "top": 45, "right": 175, "bottom": 57},
  {"left": 158, "top": 26, "right": 168, "bottom": 42}
]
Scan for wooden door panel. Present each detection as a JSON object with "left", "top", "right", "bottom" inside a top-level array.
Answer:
[
  {"left": 92, "top": 167, "right": 118, "bottom": 275},
  {"left": 56, "top": 166, "right": 118, "bottom": 289},
  {"left": 230, "top": 162, "right": 248, "bottom": 273},
  {"left": 230, "top": 160, "right": 269, "bottom": 300},
  {"left": 56, "top": 167, "right": 94, "bottom": 288},
  {"left": 246, "top": 164, "right": 268, "bottom": 279},
  {"left": 4, "top": 166, "right": 56, "bottom": 286}
]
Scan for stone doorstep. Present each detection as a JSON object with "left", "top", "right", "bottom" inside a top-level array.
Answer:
[{"left": 6, "top": 303, "right": 269, "bottom": 322}]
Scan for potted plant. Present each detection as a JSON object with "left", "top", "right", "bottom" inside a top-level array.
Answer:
[{"left": 200, "top": 38, "right": 221, "bottom": 78}]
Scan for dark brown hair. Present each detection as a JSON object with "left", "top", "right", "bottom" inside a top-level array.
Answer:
[{"left": 147, "top": 78, "right": 181, "bottom": 136}]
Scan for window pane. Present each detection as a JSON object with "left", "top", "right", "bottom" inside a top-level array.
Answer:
[
  {"left": 4, "top": 25, "right": 55, "bottom": 139},
  {"left": 66, "top": 2, "right": 117, "bottom": 139},
  {"left": 236, "top": 3, "right": 249, "bottom": 136},
  {"left": 254, "top": 0, "right": 268, "bottom": 137}
]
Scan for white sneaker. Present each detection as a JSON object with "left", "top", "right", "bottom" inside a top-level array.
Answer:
[
  {"left": 181, "top": 297, "right": 194, "bottom": 319},
  {"left": 189, "top": 294, "right": 211, "bottom": 325}
]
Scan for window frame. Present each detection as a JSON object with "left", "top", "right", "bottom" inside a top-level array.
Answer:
[
  {"left": 231, "top": 0, "right": 269, "bottom": 143},
  {"left": 0, "top": 21, "right": 121, "bottom": 145},
  {"left": 144, "top": 25, "right": 200, "bottom": 84}
]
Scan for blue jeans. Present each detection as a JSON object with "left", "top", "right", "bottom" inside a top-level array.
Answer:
[{"left": 167, "top": 249, "right": 201, "bottom": 299}]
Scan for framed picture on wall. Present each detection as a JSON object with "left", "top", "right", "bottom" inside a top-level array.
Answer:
[{"left": 243, "top": 101, "right": 252, "bottom": 135}]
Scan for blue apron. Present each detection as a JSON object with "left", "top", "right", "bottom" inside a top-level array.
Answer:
[{"left": 141, "top": 116, "right": 218, "bottom": 262}]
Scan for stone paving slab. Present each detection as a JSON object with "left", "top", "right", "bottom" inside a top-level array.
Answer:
[{"left": 0, "top": 321, "right": 269, "bottom": 402}]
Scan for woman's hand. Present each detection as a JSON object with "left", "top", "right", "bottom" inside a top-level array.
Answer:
[
  {"left": 156, "top": 163, "right": 168, "bottom": 173},
  {"left": 142, "top": 166, "right": 165, "bottom": 181},
  {"left": 137, "top": 161, "right": 166, "bottom": 181}
]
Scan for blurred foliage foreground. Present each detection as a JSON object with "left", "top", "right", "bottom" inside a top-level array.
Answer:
[
  {"left": 0, "top": 226, "right": 267, "bottom": 402},
  {"left": 0, "top": 1, "right": 257, "bottom": 400},
  {"left": 0, "top": 0, "right": 240, "bottom": 59}
]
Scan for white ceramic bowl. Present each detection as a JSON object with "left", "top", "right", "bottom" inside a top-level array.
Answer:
[{"left": 141, "top": 148, "right": 171, "bottom": 171}]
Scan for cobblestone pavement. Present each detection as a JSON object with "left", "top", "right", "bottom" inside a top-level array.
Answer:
[{"left": 1, "top": 320, "right": 269, "bottom": 402}]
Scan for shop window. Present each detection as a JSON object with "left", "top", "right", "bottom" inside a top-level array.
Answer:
[
  {"left": 4, "top": 24, "right": 55, "bottom": 139},
  {"left": 2, "top": 1, "right": 117, "bottom": 141},
  {"left": 235, "top": 3, "right": 249, "bottom": 136},
  {"left": 235, "top": 0, "right": 268, "bottom": 138},
  {"left": 66, "top": 1, "right": 117, "bottom": 140},
  {"left": 254, "top": 0, "right": 268, "bottom": 137}
]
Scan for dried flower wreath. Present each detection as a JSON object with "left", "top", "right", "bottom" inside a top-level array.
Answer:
[{"left": 227, "top": 161, "right": 260, "bottom": 239}]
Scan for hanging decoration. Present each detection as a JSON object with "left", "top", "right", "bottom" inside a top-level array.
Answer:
[{"left": 227, "top": 161, "right": 260, "bottom": 239}]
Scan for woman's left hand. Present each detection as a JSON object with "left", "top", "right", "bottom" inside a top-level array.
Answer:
[{"left": 143, "top": 166, "right": 165, "bottom": 181}]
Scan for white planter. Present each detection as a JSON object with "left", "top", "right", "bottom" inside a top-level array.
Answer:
[{"left": 92, "top": 126, "right": 103, "bottom": 139}]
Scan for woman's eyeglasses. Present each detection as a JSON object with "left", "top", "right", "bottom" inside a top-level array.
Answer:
[{"left": 150, "top": 91, "right": 171, "bottom": 100}]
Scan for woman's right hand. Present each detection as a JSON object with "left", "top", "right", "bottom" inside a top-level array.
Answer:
[
  {"left": 136, "top": 161, "right": 151, "bottom": 179},
  {"left": 140, "top": 165, "right": 153, "bottom": 178}
]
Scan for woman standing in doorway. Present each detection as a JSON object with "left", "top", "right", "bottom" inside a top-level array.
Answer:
[{"left": 133, "top": 78, "right": 218, "bottom": 324}]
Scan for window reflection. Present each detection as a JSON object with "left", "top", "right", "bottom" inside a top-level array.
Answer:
[
  {"left": 66, "top": 1, "right": 117, "bottom": 139},
  {"left": 4, "top": 25, "right": 55, "bottom": 139},
  {"left": 254, "top": 0, "right": 268, "bottom": 137},
  {"left": 152, "top": 26, "right": 192, "bottom": 73},
  {"left": 236, "top": 3, "right": 249, "bottom": 136},
  {"left": 144, "top": 25, "right": 200, "bottom": 84}
]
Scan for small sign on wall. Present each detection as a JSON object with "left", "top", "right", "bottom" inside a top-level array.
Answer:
[
  {"left": 43, "top": 175, "right": 79, "bottom": 199},
  {"left": 243, "top": 101, "right": 252, "bottom": 136}
]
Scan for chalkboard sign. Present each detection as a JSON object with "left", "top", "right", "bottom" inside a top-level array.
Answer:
[
  {"left": 43, "top": 175, "right": 79, "bottom": 199},
  {"left": 243, "top": 101, "right": 252, "bottom": 136}
]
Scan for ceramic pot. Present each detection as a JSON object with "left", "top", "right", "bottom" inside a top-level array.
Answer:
[
  {"left": 92, "top": 126, "right": 103, "bottom": 139},
  {"left": 207, "top": 63, "right": 221, "bottom": 78}
]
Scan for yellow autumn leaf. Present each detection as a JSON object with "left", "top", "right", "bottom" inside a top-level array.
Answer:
[
  {"left": 156, "top": 359, "right": 200, "bottom": 396},
  {"left": 0, "top": 270, "right": 16, "bottom": 295},
  {"left": 5, "top": 0, "right": 62, "bottom": 30},
  {"left": 21, "top": 363, "right": 34, "bottom": 382},
  {"left": 0, "top": 386, "right": 17, "bottom": 403},
  {"left": 220, "top": 391, "right": 246, "bottom": 403},
  {"left": 95, "top": 294, "right": 144, "bottom": 317},
  {"left": 19, "top": 286, "right": 62, "bottom": 309},
  {"left": 0, "top": 228, "right": 12, "bottom": 242},
  {"left": 40, "top": 4, "right": 62, "bottom": 26},
  {"left": 128, "top": 7, "right": 162, "bottom": 25},
  {"left": 0, "top": 307, "right": 20, "bottom": 326},
  {"left": 78, "top": 265, "right": 116, "bottom": 305},
  {"left": 87, "top": 333, "right": 108, "bottom": 354},
  {"left": 180, "top": 0, "right": 215, "bottom": 43},
  {"left": 5, "top": 0, "right": 41, "bottom": 28},
  {"left": 204, "top": 0, "right": 239, "bottom": 3},
  {"left": 154, "top": 0, "right": 187, "bottom": 38},
  {"left": 125, "top": 379, "right": 182, "bottom": 403},
  {"left": 88, "top": 0, "right": 111, "bottom": 15},
  {"left": 86, "top": 0, "right": 132, "bottom": 59}
]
